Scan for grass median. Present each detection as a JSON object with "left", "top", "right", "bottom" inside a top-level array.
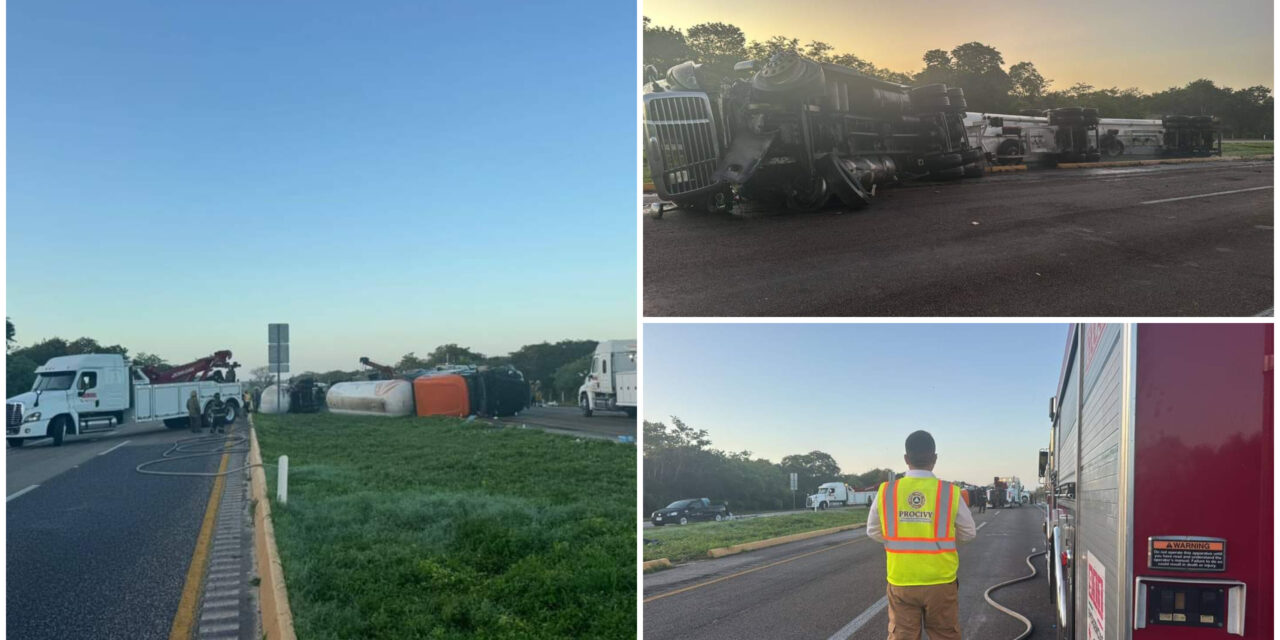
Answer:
[
  {"left": 1222, "top": 141, "right": 1273, "bottom": 157},
  {"left": 254, "top": 412, "right": 635, "bottom": 639},
  {"left": 643, "top": 507, "right": 869, "bottom": 564}
]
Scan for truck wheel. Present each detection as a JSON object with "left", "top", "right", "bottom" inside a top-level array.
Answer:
[
  {"left": 49, "top": 417, "right": 66, "bottom": 446},
  {"left": 8, "top": 438, "right": 25, "bottom": 448},
  {"left": 818, "top": 502, "right": 828, "bottom": 510},
  {"left": 224, "top": 401, "right": 239, "bottom": 424},
  {"left": 579, "top": 394, "right": 593, "bottom": 417},
  {"left": 678, "top": 517, "right": 688, "bottom": 525}
]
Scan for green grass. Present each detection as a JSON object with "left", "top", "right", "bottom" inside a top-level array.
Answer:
[
  {"left": 643, "top": 508, "right": 868, "bottom": 564},
  {"left": 1222, "top": 141, "right": 1273, "bottom": 157},
  {"left": 254, "top": 413, "right": 635, "bottom": 639}
]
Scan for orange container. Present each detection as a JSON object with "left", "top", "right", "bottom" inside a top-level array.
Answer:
[{"left": 413, "top": 374, "right": 470, "bottom": 417}]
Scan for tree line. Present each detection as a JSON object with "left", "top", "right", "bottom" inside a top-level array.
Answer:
[
  {"left": 5, "top": 319, "right": 598, "bottom": 403},
  {"left": 644, "top": 18, "right": 1273, "bottom": 138},
  {"left": 644, "top": 417, "right": 898, "bottom": 513}
]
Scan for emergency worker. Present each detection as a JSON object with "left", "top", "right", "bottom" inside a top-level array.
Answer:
[
  {"left": 209, "top": 393, "right": 226, "bottom": 433},
  {"left": 867, "top": 430, "right": 976, "bottom": 640},
  {"left": 187, "top": 391, "right": 203, "bottom": 433}
]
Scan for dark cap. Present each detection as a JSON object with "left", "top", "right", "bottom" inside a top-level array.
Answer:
[{"left": 905, "top": 430, "right": 936, "bottom": 464}]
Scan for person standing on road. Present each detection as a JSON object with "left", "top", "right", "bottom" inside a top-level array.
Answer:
[
  {"left": 867, "top": 430, "right": 976, "bottom": 640},
  {"left": 187, "top": 391, "right": 203, "bottom": 433},
  {"left": 208, "top": 393, "right": 226, "bottom": 434}
]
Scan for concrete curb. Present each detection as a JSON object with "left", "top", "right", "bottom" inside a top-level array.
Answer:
[
  {"left": 706, "top": 522, "right": 866, "bottom": 559},
  {"left": 643, "top": 558, "right": 672, "bottom": 572},
  {"left": 1056, "top": 155, "right": 1269, "bottom": 169},
  {"left": 248, "top": 416, "right": 297, "bottom": 640}
]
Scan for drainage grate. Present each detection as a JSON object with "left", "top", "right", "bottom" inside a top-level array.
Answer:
[{"left": 195, "top": 450, "right": 259, "bottom": 640}]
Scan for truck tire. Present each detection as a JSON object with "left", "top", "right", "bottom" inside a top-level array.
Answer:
[
  {"left": 49, "top": 417, "right": 66, "bottom": 446},
  {"left": 997, "top": 139, "right": 1022, "bottom": 164},
  {"left": 580, "top": 394, "right": 593, "bottom": 417},
  {"left": 224, "top": 401, "right": 239, "bottom": 425},
  {"left": 818, "top": 501, "right": 828, "bottom": 510},
  {"left": 8, "top": 438, "right": 25, "bottom": 448}
]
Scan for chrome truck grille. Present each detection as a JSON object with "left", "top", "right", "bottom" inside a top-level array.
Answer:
[
  {"left": 7, "top": 403, "right": 22, "bottom": 435},
  {"left": 643, "top": 92, "right": 721, "bottom": 198}
]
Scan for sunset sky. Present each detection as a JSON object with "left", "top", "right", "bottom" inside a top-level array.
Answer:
[{"left": 643, "top": 0, "right": 1273, "bottom": 92}]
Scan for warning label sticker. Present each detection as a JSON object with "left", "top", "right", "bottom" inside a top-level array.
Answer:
[{"left": 1148, "top": 537, "right": 1226, "bottom": 572}]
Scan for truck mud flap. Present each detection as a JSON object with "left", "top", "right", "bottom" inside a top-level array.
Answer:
[{"left": 713, "top": 131, "right": 775, "bottom": 186}]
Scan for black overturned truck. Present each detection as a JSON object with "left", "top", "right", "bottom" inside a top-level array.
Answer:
[{"left": 643, "top": 52, "right": 985, "bottom": 215}]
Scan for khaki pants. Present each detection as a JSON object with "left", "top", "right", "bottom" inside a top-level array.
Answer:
[
  {"left": 887, "top": 581, "right": 961, "bottom": 640},
  {"left": 189, "top": 413, "right": 202, "bottom": 432}
]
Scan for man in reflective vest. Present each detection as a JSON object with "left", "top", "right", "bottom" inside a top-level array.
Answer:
[{"left": 867, "top": 430, "right": 976, "bottom": 640}]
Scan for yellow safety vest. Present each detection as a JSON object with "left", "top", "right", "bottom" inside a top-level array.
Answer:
[{"left": 878, "top": 476, "right": 961, "bottom": 586}]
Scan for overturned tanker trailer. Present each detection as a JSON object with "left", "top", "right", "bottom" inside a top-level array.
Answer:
[{"left": 643, "top": 52, "right": 985, "bottom": 215}]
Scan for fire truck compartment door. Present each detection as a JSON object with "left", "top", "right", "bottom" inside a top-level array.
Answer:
[{"left": 1134, "top": 576, "right": 1245, "bottom": 635}]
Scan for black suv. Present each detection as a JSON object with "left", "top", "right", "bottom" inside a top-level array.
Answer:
[{"left": 650, "top": 498, "right": 731, "bottom": 526}]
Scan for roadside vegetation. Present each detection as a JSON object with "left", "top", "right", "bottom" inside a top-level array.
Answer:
[
  {"left": 1222, "top": 141, "right": 1273, "bottom": 157},
  {"left": 644, "top": 508, "right": 868, "bottom": 564},
  {"left": 254, "top": 412, "right": 635, "bottom": 639}
]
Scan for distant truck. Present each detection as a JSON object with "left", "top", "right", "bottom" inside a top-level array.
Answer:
[
  {"left": 806, "top": 482, "right": 875, "bottom": 510},
  {"left": 650, "top": 497, "right": 731, "bottom": 526},
  {"left": 992, "top": 476, "right": 1026, "bottom": 507},
  {"left": 579, "top": 340, "right": 637, "bottom": 418},
  {"left": 6, "top": 353, "right": 242, "bottom": 447}
]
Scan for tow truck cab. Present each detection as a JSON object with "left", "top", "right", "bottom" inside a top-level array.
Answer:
[{"left": 1045, "top": 324, "right": 1271, "bottom": 639}]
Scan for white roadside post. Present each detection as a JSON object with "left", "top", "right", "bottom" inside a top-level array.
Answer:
[{"left": 277, "top": 455, "right": 289, "bottom": 505}]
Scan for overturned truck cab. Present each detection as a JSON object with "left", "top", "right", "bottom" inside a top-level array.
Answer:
[{"left": 643, "top": 53, "right": 984, "bottom": 215}]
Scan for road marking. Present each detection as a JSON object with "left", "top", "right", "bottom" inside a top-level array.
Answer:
[
  {"left": 169, "top": 435, "right": 232, "bottom": 640},
  {"left": 644, "top": 536, "right": 866, "bottom": 603},
  {"left": 826, "top": 595, "right": 889, "bottom": 640},
  {"left": 1139, "top": 185, "right": 1272, "bottom": 205},
  {"left": 977, "top": 522, "right": 988, "bottom": 531},
  {"left": 97, "top": 440, "right": 131, "bottom": 456},
  {"left": 7, "top": 485, "right": 39, "bottom": 502}
]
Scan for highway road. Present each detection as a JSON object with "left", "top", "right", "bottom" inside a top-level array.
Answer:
[
  {"left": 6, "top": 420, "right": 246, "bottom": 639},
  {"left": 490, "top": 405, "right": 636, "bottom": 441},
  {"left": 644, "top": 160, "right": 1273, "bottom": 317},
  {"left": 644, "top": 504, "right": 1055, "bottom": 639}
]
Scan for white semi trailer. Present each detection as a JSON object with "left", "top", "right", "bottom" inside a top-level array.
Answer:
[
  {"left": 806, "top": 482, "right": 875, "bottom": 510},
  {"left": 6, "top": 353, "right": 242, "bottom": 447},
  {"left": 579, "top": 340, "right": 637, "bottom": 418}
]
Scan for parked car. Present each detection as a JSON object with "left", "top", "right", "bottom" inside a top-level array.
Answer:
[{"left": 650, "top": 498, "right": 731, "bottom": 526}]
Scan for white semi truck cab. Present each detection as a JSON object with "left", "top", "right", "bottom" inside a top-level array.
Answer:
[
  {"left": 6, "top": 354, "right": 242, "bottom": 447},
  {"left": 806, "top": 482, "right": 874, "bottom": 510},
  {"left": 579, "top": 339, "right": 637, "bottom": 418}
]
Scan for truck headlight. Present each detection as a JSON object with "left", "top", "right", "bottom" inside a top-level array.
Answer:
[{"left": 23, "top": 412, "right": 41, "bottom": 423}]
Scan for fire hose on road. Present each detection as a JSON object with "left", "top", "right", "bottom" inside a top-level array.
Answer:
[
  {"left": 135, "top": 430, "right": 269, "bottom": 477},
  {"left": 983, "top": 550, "right": 1050, "bottom": 640}
]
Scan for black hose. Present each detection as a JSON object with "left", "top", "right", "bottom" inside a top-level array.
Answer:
[
  {"left": 983, "top": 550, "right": 1049, "bottom": 640},
  {"left": 135, "top": 426, "right": 269, "bottom": 477}
]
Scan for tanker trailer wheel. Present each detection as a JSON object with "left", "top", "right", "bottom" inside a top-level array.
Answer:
[
  {"left": 1102, "top": 138, "right": 1124, "bottom": 157},
  {"left": 579, "top": 393, "right": 593, "bottom": 417}
]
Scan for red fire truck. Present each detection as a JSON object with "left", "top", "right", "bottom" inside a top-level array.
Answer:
[{"left": 1043, "top": 324, "right": 1271, "bottom": 639}]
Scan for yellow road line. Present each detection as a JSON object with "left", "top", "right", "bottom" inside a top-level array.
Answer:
[
  {"left": 168, "top": 433, "right": 233, "bottom": 640},
  {"left": 644, "top": 536, "right": 867, "bottom": 603}
]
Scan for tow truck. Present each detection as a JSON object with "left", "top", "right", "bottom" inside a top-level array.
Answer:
[
  {"left": 1044, "top": 324, "right": 1270, "bottom": 638},
  {"left": 6, "top": 351, "right": 243, "bottom": 447}
]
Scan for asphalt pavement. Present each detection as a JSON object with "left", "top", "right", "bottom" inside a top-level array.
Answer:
[
  {"left": 643, "top": 504, "right": 1055, "bottom": 639},
  {"left": 489, "top": 405, "right": 636, "bottom": 440},
  {"left": 644, "top": 160, "right": 1273, "bottom": 316},
  {"left": 7, "top": 421, "right": 226, "bottom": 639}
]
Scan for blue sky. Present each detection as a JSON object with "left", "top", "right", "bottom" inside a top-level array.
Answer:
[
  {"left": 7, "top": 1, "right": 636, "bottom": 373},
  {"left": 643, "top": 323, "right": 1069, "bottom": 486}
]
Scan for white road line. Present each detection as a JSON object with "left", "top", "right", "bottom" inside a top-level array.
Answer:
[
  {"left": 1140, "top": 185, "right": 1272, "bottom": 205},
  {"left": 826, "top": 595, "right": 890, "bottom": 640},
  {"left": 977, "top": 522, "right": 988, "bottom": 531},
  {"left": 97, "top": 440, "right": 131, "bottom": 456},
  {"left": 7, "top": 485, "right": 39, "bottom": 502}
]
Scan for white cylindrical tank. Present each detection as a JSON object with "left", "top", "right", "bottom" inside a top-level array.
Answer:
[
  {"left": 326, "top": 380, "right": 414, "bottom": 417},
  {"left": 259, "top": 385, "right": 291, "bottom": 414}
]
